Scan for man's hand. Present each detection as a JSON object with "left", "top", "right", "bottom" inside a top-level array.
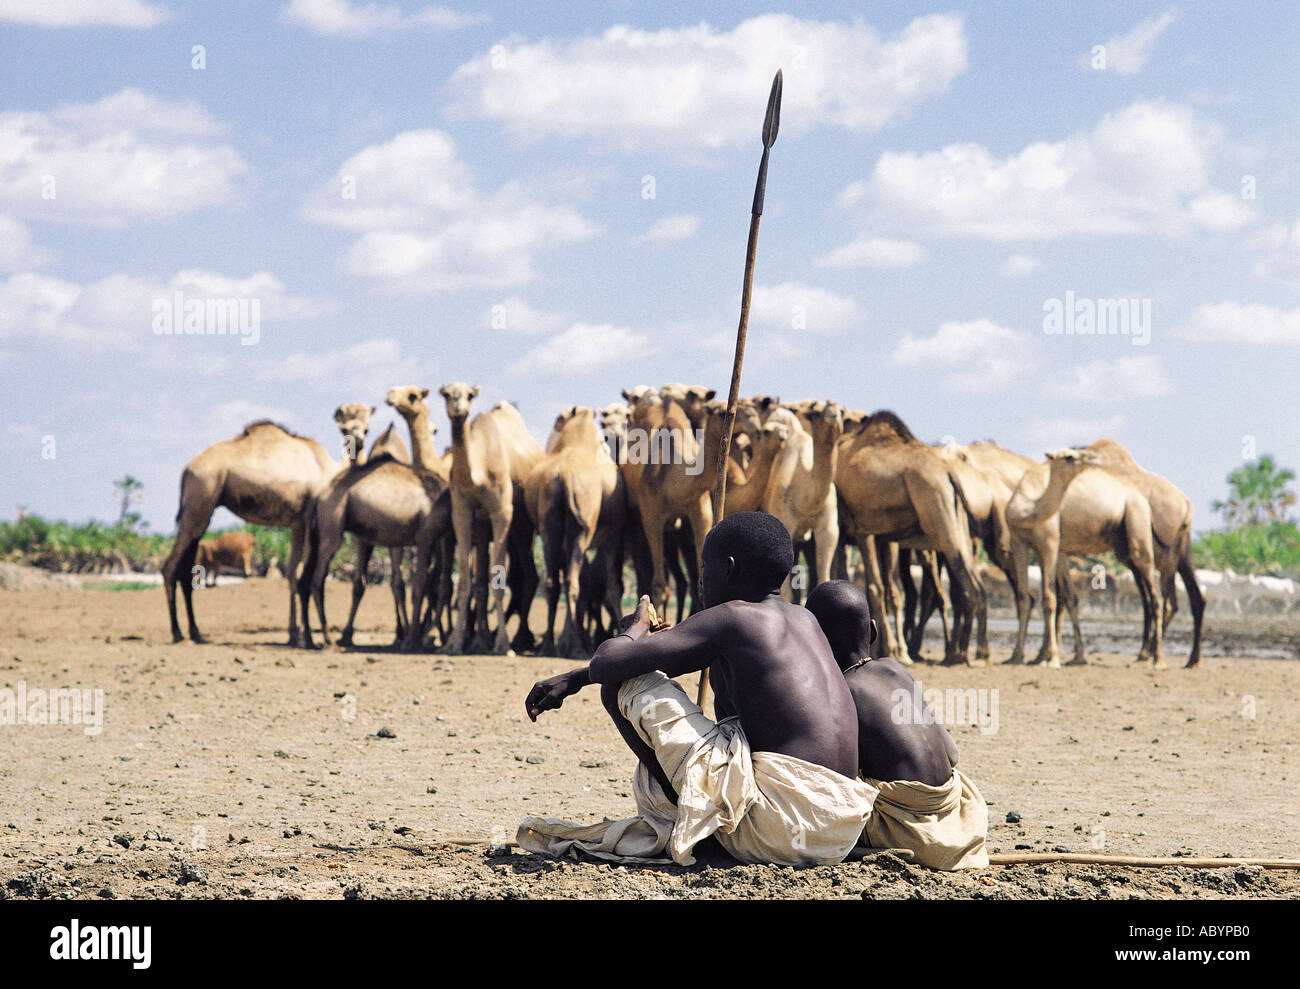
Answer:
[{"left": 525, "top": 669, "right": 586, "bottom": 722}]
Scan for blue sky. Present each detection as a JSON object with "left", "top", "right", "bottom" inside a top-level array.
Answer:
[{"left": 1, "top": 0, "right": 1297, "bottom": 533}]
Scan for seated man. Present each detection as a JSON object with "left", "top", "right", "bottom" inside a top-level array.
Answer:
[
  {"left": 806, "top": 579, "right": 988, "bottom": 870},
  {"left": 519, "top": 511, "right": 878, "bottom": 867}
]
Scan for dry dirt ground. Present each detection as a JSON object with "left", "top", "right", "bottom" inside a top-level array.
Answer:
[{"left": 1, "top": 575, "right": 1297, "bottom": 900}]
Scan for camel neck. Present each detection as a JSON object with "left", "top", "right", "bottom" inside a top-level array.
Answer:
[
  {"left": 403, "top": 409, "right": 438, "bottom": 471},
  {"left": 448, "top": 414, "right": 480, "bottom": 484}
]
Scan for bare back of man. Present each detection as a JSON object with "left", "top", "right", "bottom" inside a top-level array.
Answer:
[{"left": 844, "top": 656, "right": 957, "bottom": 787}]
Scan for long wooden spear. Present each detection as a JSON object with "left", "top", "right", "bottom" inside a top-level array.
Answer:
[{"left": 698, "top": 69, "right": 783, "bottom": 710}]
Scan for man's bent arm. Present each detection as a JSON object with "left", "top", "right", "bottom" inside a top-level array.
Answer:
[{"left": 588, "top": 606, "right": 732, "bottom": 684}]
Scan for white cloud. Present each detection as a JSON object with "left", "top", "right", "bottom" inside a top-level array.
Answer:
[
  {"left": 280, "top": 0, "right": 485, "bottom": 37},
  {"left": 749, "top": 282, "right": 859, "bottom": 334},
  {"left": 1054, "top": 355, "right": 1172, "bottom": 401},
  {"left": 304, "top": 129, "right": 598, "bottom": 293},
  {"left": 1246, "top": 220, "right": 1300, "bottom": 288},
  {"left": 1086, "top": 7, "right": 1177, "bottom": 76},
  {"left": 0, "top": 0, "right": 170, "bottom": 28},
  {"left": 446, "top": 13, "right": 966, "bottom": 150},
  {"left": 301, "top": 130, "right": 474, "bottom": 230},
  {"left": 815, "top": 238, "right": 925, "bottom": 269},
  {"left": 1000, "top": 254, "right": 1042, "bottom": 277},
  {"left": 507, "top": 322, "right": 653, "bottom": 376},
  {"left": 889, "top": 318, "right": 1033, "bottom": 393},
  {"left": 1025, "top": 415, "right": 1126, "bottom": 454},
  {"left": 0, "top": 268, "right": 331, "bottom": 351},
  {"left": 1176, "top": 301, "right": 1300, "bottom": 347},
  {"left": 0, "top": 215, "right": 50, "bottom": 271},
  {"left": 0, "top": 88, "right": 246, "bottom": 226},
  {"left": 844, "top": 100, "right": 1255, "bottom": 240},
  {"left": 635, "top": 214, "right": 700, "bottom": 244},
  {"left": 486, "top": 296, "right": 565, "bottom": 334}
]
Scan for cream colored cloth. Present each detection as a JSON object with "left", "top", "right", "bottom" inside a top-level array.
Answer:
[
  {"left": 517, "top": 671, "right": 879, "bottom": 867},
  {"left": 856, "top": 768, "right": 989, "bottom": 870}
]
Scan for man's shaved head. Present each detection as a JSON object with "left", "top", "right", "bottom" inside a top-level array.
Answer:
[
  {"left": 700, "top": 511, "right": 794, "bottom": 605},
  {"left": 806, "top": 579, "right": 876, "bottom": 669}
]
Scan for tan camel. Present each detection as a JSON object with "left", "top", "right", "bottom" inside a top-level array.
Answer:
[
  {"left": 622, "top": 389, "right": 718, "bottom": 620},
  {"left": 1006, "top": 449, "right": 1164, "bottom": 668},
  {"left": 525, "top": 406, "right": 625, "bottom": 657},
  {"left": 762, "top": 402, "right": 843, "bottom": 593},
  {"left": 194, "top": 530, "right": 256, "bottom": 586},
  {"left": 440, "top": 383, "right": 543, "bottom": 654},
  {"left": 1087, "top": 438, "right": 1204, "bottom": 667},
  {"left": 833, "top": 411, "right": 984, "bottom": 664},
  {"left": 161, "top": 419, "right": 339, "bottom": 644},
  {"left": 298, "top": 448, "right": 451, "bottom": 650},
  {"left": 719, "top": 417, "right": 790, "bottom": 514},
  {"left": 910, "top": 443, "right": 1021, "bottom": 661}
]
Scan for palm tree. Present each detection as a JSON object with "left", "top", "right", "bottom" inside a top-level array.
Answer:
[
  {"left": 1213, "top": 456, "right": 1297, "bottom": 527},
  {"left": 113, "top": 475, "right": 144, "bottom": 531}
]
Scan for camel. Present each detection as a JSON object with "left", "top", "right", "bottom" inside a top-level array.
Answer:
[
  {"left": 440, "top": 383, "right": 543, "bottom": 654},
  {"left": 194, "top": 530, "right": 256, "bottom": 586},
  {"left": 525, "top": 406, "right": 625, "bottom": 657},
  {"left": 762, "top": 402, "right": 843, "bottom": 597},
  {"left": 161, "top": 417, "right": 344, "bottom": 645},
  {"left": 1086, "top": 438, "right": 1204, "bottom": 667},
  {"left": 622, "top": 386, "right": 740, "bottom": 620},
  {"left": 719, "top": 416, "right": 790, "bottom": 514},
  {"left": 905, "top": 443, "right": 1022, "bottom": 661},
  {"left": 833, "top": 411, "right": 984, "bottom": 664},
  {"left": 600, "top": 400, "right": 696, "bottom": 624},
  {"left": 326, "top": 390, "right": 451, "bottom": 649},
  {"left": 1006, "top": 449, "right": 1164, "bottom": 668},
  {"left": 298, "top": 447, "right": 451, "bottom": 651}
]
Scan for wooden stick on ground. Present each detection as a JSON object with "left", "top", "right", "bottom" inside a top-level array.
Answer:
[{"left": 698, "top": 68, "right": 783, "bottom": 711}]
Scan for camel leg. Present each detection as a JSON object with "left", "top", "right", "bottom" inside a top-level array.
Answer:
[
  {"left": 559, "top": 526, "right": 594, "bottom": 659},
  {"left": 338, "top": 541, "right": 374, "bottom": 647},
  {"left": 389, "top": 547, "right": 408, "bottom": 644},
  {"left": 285, "top": 518, "right": 307, "bottom": 648},
  {"left": 1058, "top": 562, "right": 1087, "bottom": 666},
  {"left": 161, "top": 489, "right": 215, "bottom": 642},
  {"left": 973, "top": 559, "right": 991, "bottom": 665},
  {"left": 643, "top": 514, "right": 672, "bottom": 623},
  {"left": 401, "top": 533, "right": 434, "bottom": 653},
  {"left": 1005, "top": 537, "right": 1033, "bottom": 664},
  {"left": 1179, "top": 546, "right": 1205, "bottom": 668},
  {"left": 1032, "top": 540, "right": 1062, "bottom": 668},
  {"left": 486, "top": 503, "right": 515, "bottom": 655},
  {"left": 444, "top": 510, "right": 476, "bottom": 654},
  {"left": 507, "top": 511, "right": 539, "bottom": 653},
  {"left": 162, "top": 531, "right": 205, "bottom": 643},
  {"left": 538, "top": 500, "right": 563, "bottom": 657},
  {"left": 859, "top": 534, "right": 898, "bottom": 660}
]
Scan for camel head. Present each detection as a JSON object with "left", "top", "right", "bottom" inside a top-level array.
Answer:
[
  {"left": 808, "top": 401, "right": 844, "bottom": 438},
  {"left": 333, "top": 403, "right": 374, "bottom": 462},
  {"left": 1045, "top": 447, "right": 1102, "bottom": 476},
  {"left": 841, "top": 409, "right": 869, "bottom": 434},
  {"left": 385, "top": 385, "right": 431, "bottom": 423},
  {"left": 437, "top": 382, "right": 480, "bottom": 421},
  {"left": 621, "top": 386, "right": 662, "bottom": 421},
  {"left": 661, "top": 383, "right": 715, "bottom": 426},
  {"left": 748, "top": 395, "right": 781, "bottom": 422},
  {"left": 758, "top": 418, "right": 791, "bottom": 451}
]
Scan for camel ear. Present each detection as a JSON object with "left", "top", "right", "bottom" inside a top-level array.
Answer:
[
  {"left": 438, "top": 386, "right": 451, "bottom": 398},
  {"left": 332, "top": 406, "right": 344, "bottom": 420},
  {"left": 369, "top": 406, "right": 376, "bottom": 416},
  {"left": 420, "top": 389, "right": 429, "bottom": 399},
  {"left": 704, "top": 389, "right": 717, "bottom": 402},
  {"left": 470, "top": 386, "right": 481, "bottom": 399}
]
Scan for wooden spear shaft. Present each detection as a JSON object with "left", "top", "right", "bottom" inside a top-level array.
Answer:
[{"left": 698, "top": 69, "right": 782, "bottom": 711}]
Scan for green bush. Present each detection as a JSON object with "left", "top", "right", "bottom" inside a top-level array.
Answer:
[{"left": 1192, "top": 522, "right": 1300, "bottom": 577}]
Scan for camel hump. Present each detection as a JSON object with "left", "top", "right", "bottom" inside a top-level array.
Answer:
[
  {"left": 241, "top": 418, "right": 300, "bottom": 438},
  {"left": 861, "top": 409, "right": 918, "bottom": 443}
]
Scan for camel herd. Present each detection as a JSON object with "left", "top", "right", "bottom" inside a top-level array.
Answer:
[{"left": 159, "top": 382, "right": 1205, "bottom": 669}]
